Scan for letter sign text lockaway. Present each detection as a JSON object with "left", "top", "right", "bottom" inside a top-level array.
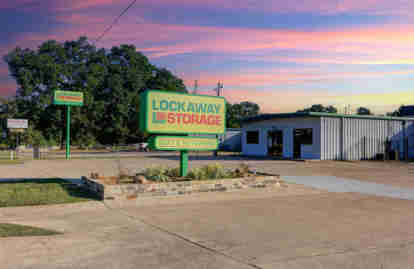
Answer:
[{"left": 140, "top": 90, "right": 226, "bottom": 135}]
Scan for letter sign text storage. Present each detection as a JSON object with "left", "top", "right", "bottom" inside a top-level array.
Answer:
[
  {"left": 140, "top": 90, "right": 226, "bottom": 135},
  {"left": 149, "top": 136, "right": 218, "bottom": 151}
]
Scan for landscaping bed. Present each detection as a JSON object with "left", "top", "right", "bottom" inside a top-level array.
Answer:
[
  {"left": 0, "top": 179, "right": 100, "bottom": 207},
  {"left": 82, "top": 163, "right": 285, "bottom": 200}
]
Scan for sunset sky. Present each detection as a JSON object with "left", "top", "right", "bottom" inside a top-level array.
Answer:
[{"left": 1, "top": 0, "right": 414, "bottom": 114}]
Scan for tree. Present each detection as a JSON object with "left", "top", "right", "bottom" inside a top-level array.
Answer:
[
  {"left": 297, "top": 104, "right": 337, "bottom": 113},
  {"left": 146, "top": 68, "right": 186, "bottom": 93},
  {"left": 227, "top": 101, "right": 260, "bottom": 128},
  {"left": 386, "top": 106, "right": 403, "bottom": 117},
  {"left": 356, "top": 107, "right": 372, "bottom": 115},
  {"left": 3, "top": 37, "right": 187, "bottom": 147}
]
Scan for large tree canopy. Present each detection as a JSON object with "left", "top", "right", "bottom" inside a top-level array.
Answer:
[{"left": 2, "top": 37, "right": 187, "bottom": 147}]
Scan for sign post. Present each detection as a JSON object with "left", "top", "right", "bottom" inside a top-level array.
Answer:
[
  {"left": 53, "top": 91, "right": 84, "bottom": 160},
  {"left": 140, "top": 90, "right": 226, "bottom": 177},
  {"left": 66, "top": 106, "right": 71, "bottom": 160},
  {"left": 7, "top": 119, "right": 28, "bottom": 154},
  {"left": 180, "top": 151, "right": 188, "bottom": 177}
]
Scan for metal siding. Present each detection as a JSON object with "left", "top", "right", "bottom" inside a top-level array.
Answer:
[
  {"left": 321, "top": 117, "right": 342, "bottom": 160},
  {"left": 320, "top": 117, "right": 411, "bottom": 160},
  {"left": 245, "top": 117, "right": 414, "bottom": 160}
]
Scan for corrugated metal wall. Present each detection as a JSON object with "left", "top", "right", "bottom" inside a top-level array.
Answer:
[{"left": 321, "top": 117, "right": 414, "bottom": 160}]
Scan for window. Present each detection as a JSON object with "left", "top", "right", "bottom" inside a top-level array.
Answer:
[
  {"left": 246, "top": 131, "right": 259, "bottom": 144},
  {"left": 294, "top": 128, "right": 313, "bottom": 145}
]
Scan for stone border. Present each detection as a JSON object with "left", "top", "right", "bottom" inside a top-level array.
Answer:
[{"left": 80, "top": 174, "right": 284, "bottom": 200}]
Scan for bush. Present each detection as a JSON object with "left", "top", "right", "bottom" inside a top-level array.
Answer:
[
  {"left": 142, "top": 163, "right": 244, "bottom": 182},
  {"left": 187, "top": 167, "right": 206, "bottom": 180},
  {"left": 143, "top": 166, "right": 170, "bottom": 182},
  {"left": 204, "top": 163, "right": 229, "bottom": 179}
]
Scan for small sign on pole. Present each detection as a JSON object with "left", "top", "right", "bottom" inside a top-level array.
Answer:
[
  {"left": 53, "top": 91, "right": 84, "bottom": 160},
  {"left": 7, "top": 119, "right": 28, "bottom": 129}
]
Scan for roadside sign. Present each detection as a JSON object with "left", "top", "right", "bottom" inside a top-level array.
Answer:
[
  {"left": 140, "top": 90, "right": 227, "bottom": 177},
  {"left": 7, "top": 119, "right": 28, "bottom": 129},
  {"left": 53, "top": 90, "right": 84, "bottom": 160},
  {"left": 149, "top": 136, "right": 218, "bottom": 151},
  {"left": 140, "top": 90, "right": 226, "bottom": 135},
  {"left": 9, "top": 128, "right": 26, "bottom": 133},
  {"left": 53, "top": 91, "right": 84, "bottom": 106}
]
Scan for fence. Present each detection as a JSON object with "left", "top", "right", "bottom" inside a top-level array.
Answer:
[{"left": 0, "top": 144, "right": 148, "bottom": 161}]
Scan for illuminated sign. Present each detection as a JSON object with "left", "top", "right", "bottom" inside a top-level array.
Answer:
[
  {"left": 53, "top": 91, "right": 84, "bottom": 106},
  {"left": 140, "top": 90, "right": 226, "bottom": 135},
  {"left": 149, "top": 136, "right": 218, "bottom": 151}
]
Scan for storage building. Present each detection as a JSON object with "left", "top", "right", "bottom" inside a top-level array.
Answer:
[{"left": 242, "top": 112, "right": 414, "bottom": 160}]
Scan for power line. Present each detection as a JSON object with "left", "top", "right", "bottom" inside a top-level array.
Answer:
[{"left": 94, "top": 0, "right": 137, "bottom": 44}]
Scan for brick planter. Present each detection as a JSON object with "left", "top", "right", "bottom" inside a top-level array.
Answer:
[{"left": 80, "top": 174, "right": 284, "bottom": 200}]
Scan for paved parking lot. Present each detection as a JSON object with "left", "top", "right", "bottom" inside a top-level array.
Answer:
[
  {"left": 2, "top": 152, "right": 414, "bottom": 188},
  {"left": 2, "top": 153, "right": 414, "bottom": 268}
]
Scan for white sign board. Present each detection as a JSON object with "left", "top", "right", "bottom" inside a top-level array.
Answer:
[{"left": 7, "top": 119, "right": 28, "bottom": 129}]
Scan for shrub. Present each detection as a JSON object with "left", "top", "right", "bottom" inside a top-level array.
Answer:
[
  {"left": 187, "top": 167, "right": 206, "bottom": 180},
  {"left": 166, "top": 167, "right": 180, "bottom": 178},
  {"left": 204, "top": 163, "right": 229, "bottom": 179},
  {"left": 188, "top": 163, "right": 234, "bottom": 180},
  {"left": 143, "top": 166, "right": 170, "bottom": 182},
  {"left": 143, "top": 163, "right": 244, "bottom": 182}
]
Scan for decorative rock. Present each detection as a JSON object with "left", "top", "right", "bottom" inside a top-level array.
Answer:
[
  {"left": 134, "top": 175, "right": 148, "bottom": 184},
  {"left": 80, "top": 174, "right": 285, "bottom": 200}
]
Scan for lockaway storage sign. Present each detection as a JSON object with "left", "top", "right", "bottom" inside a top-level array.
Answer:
[
  {"left": 140, "top": 90, "right": 226, "bottom": 176},
  {"left": 140, "top": 90, "right": 226, "bottom": 135}
]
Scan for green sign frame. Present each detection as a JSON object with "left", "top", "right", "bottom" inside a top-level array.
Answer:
[
  {"left": 140, "top": 90, "right": 226, "bottom": 135},
  {"left": 149, "top": 136, "right": 218, "bottom": 151},
  {"left": 53, "top": 91, "right": 84, "bottom": 106}
]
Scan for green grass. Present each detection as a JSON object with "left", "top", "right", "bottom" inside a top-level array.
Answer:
[
  {"left": 0, "top": 178, "right": 100, "bottom": 207},
  {"left": 0, "top": 223, "right": 61, "bottom": 237},
  {"left": 0, "top": 160, "right": 25, "bottom": 165}
]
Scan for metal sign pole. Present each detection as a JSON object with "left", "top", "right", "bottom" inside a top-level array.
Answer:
[
  {"left": 180, "top": 150, "right": 188, "bottom": 177},
  {"left": 66, "top": 105, "right": 71, "bottom": 160}
]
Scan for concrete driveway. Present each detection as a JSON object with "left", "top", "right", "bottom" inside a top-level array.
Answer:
[
  {"left": 2, "top": 187, "right": 414, "bottom": 269},
  {"left": 283, "top": 175, "right": 414, "bottom": 200}
]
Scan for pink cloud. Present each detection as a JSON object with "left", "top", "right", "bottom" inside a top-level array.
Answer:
[
  {"left": 222, "top": 88, "right": 338, "bottom": 113},
  {"left": 11, "top": 16, "right": 414, "bottom": 68},
  {"left": 183, "top": 68, "right": 414, "bottom": 90},
  {"left": 136, "top": 0, "right": 414, "bottom": 15},
  {"left": 129, "top": 23, "right": 414, "bottom": 67},
  {"left": 2, "top": 0, "right": 413, "bottom": 16}
]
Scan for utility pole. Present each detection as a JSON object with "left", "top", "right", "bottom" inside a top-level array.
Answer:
[
  {"left": 193, "top": 80, "right": 198, "bottom": 94},
  {"left": 216, "top": 81, "right": 223, "bottom": 97},
  {"left": 214, "top": 81, "right": 223, "bottom": 157}
]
